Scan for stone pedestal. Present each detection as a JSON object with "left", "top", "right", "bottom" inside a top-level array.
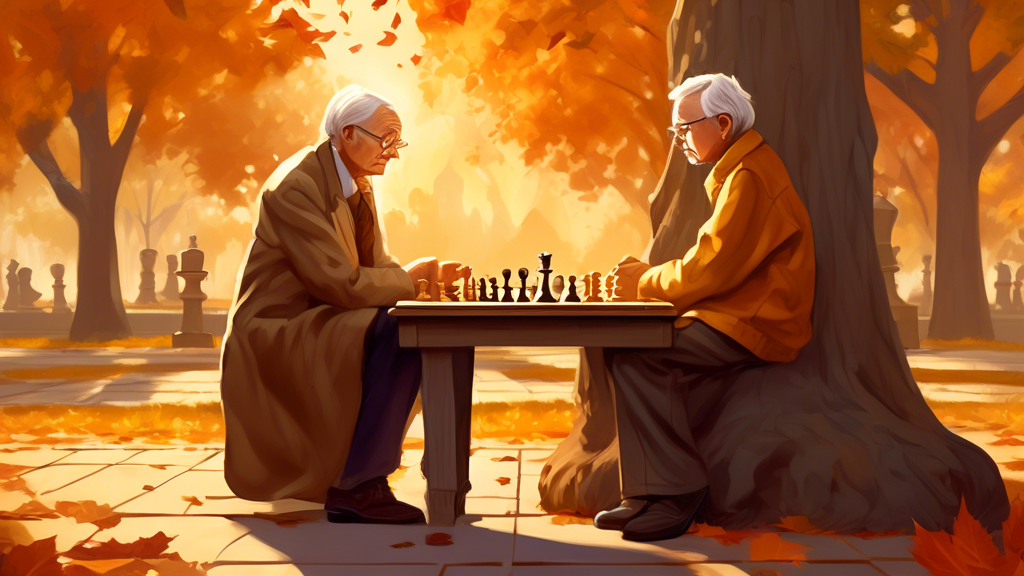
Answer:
[
  {"left": 162, "top": 255, "right": 180, "bottom": 301},
  {"left": 135, "top": 249, "right": 159, "bottom": 304},
  {"left": 873, "top": 196, "right": 919, "bottom": 348},
  {"left": 50, "top": 263, "right": 71, "bottom": 313},
  {"left": 172, "top": 236, "right": 215, "bottom": 348},
  {"left": 3, "top": 260, "right": 19, "bottom": 311}
]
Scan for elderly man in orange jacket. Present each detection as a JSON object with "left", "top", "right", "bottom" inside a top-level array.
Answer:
[{"left": 595, "top": 74, "right": 816, "bottom": 542}]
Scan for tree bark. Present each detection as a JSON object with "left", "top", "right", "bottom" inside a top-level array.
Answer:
[{"left": 540, "top": 0, "right": 1009, "bottom": 533}]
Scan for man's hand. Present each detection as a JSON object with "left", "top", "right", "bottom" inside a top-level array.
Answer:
[
  {"left": 403, "top": 257, "right": 438, "bottom": 284},
  {"left": 609, "top": 255, "right": 652, "bottom": 301},
  {"left": 438, "top": 261, "right": 463, "bottom": 289}
]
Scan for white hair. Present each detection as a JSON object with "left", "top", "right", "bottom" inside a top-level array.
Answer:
[
  {"left": 669, "top": 74, "right": 754, "bottom": 138},
  {"left": 322, "top": 84, "right": 396, "bottom": 140}
]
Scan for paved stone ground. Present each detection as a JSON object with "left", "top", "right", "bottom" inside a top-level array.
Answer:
[{"left": 0, "top": 346, "right": 1022, "bottom": 574}]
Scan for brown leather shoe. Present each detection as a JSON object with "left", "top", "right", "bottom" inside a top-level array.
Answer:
[
  {"left": 621, "top": 486, "right": 709, "bottom": 542},
  {"left": 325, "top": 477, "right": 425, "bottom": 524}
]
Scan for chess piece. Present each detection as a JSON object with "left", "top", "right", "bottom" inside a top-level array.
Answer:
[
  {"left": 581, "top": 274, "right": 591, "bottom": 301},
  {"left": 439, "top": 281, "right": 453, "bottom": 302},
  {"left": 527, "top": 278, "right": 537, "bottom": 301},
  {"left": 585, "top": 271, "right": 604, "bottom": 302},
  {"left": 920, "top": 255, "right": 933, "bottom": 317},
  {"left": 488, "top": 277, "right": 499, "bottom": 302},
  {"left": 162, "top": 254, "right": 180, "bottom": 301},
  {"left": 604, "top": 273, "right": 615, "bottom": 300},
  {"left": 50, "top": 263, "right": 71, "bottom": 313},
  {"left": 1013, "top": 266, "right": 1024, "bottom": 312},
  {"left": 552, "top": 275, "right": 565, "bottom": 300},
  {"left": 18, "top": 268, "right": 42, "bottom": 310},
  {"left": 501, "top": 269, "right": 514, "bottom": 302},
  {"left": 459, "top": 266, "right": 473, "bottom": 302},
  {"left": 415, "top": 279, "right": 431, "bottom": 301},
  {"left": 516, "top": 268, "right": 530, "bottom": 302},
  {"left": 995, "top": 261, "right": 1013, "bottom": 311},
  {"left": 564, "top": 274, "right": 581, "bottom": 302},
  {"left": 535, "top": 252, "right": 556, "bottom": 303},
  {"left": 172, "top": 236, "right": 215, "bottom": 348},
  {"left": 466, "top": 276, "right": 477, "bottom": 302},
  {"left": 135, "top": 249, "right": 159, "bottom": 304},
  {"left": 873, "top": 196, "right": 918, "bottom": 347},
  {"left": 2, "top": 260, "right": 19, "bottom": 311},
  {"left": 478, "top": 277, "right": 490, "bottom": 302}
]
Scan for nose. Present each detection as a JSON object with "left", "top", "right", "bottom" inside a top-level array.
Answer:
[{"left": 381, "top": 147, "right": 399, "bottom": 160}]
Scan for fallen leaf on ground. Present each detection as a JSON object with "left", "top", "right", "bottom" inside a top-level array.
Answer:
[
  {"left": 0, "top": 448, "right": 40, "bottom": 453},
  {"left": 390, "top": 542, "right": 414, "bottom": 548},
  {"left": 55, "top": 501, "right": 121, "bottom": 529},
  {"left": 0, "top": 464, "right": 30, "bottom": 480},
  {"left": 551, "top": 514, "right": 592, "bottom": 526},
  {"left": 772, "top": 516, "right": 833, "bottom": 535},
  {"left": 0, "top": 536, "right": 62, "bottom": 576},
  {"left": 1003, "top": 495, "right": 1024, "bottom": 559},
  {"left": 0, "top": 476, "right": 34, "bottom": 496},
  {"left": 61, "top": 532, "right": 174, "bottom": 561},
  {"left": 425, "top": 532, "right": 453, "bottom": 546},
  {"left": 183, "top": 447, "right": 197, "bottom": 452},
  {"left": 0, "top": 500, "right": 59, "bottom": 521},
  {"left": 252, "top": 512, "right": 316, "bottom": 527},
  {"left": 492, "top": 456, "right": 517, "bottom": 462},
  {"left": 181, "top": 496, "right": 203, "bottom": 507},
  {"left": 506, "top": 438, "right": 524, "bottom": 445},
  {"left": 204, "top": 495, "right": 234, "bottom": 500},
  {"left": 495, "top": 477, "right": 511, "bottom": 486},
  {"left": 142, "top": 485, "right": 155, "bottom": 491},
  {"left": 690, "top": 523, "right": 758, "bottom": 545},
  {"left": 911, "top": 498, "right": 1020, "bottom": 576},
  {"left": 748, "top": 533, "right": 809, "bottom": 563},
  {"left": 148, "top": 465, "right": 168, "bottom": 470}
]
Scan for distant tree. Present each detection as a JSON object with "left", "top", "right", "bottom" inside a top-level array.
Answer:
[
  {"left": 0, "top": 0, "right": 334, "bottom": 341},
  {"left": 863, "top": 0, "right": 1024, "bottom": 339}
]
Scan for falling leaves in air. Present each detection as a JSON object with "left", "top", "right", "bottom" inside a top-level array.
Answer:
[
  {"left": 55, "top": 500, "right": 122, "bottom": 529},
  {"left": 298, "top": 0, "right": 310, "bottom": 6},
  {"left": 390, "top": 541, "right": 415, "bottom": 548},
  {"left": 425, "top": 532, "right": 453, "bottom": 546},
  {"left": 0, "top": 536, "right": 63, "bottom": 576},
  {"left": 349, "top": 44, "right": 363, "bottom": 53},
  {"left": 911, "top": 497, "right": 1023, "bottom": 576},
  {"left": 378, "top": 32, "right": 398, "bottom": 47},
  {"left": 371, "top": 0, "right": 388, "bottom": 9},
  {"left": 495, "top": 477, "right": 511, "bottom": 486},
  {"left": 181, "top": 495, "right": 203, "bottom": 507},
  {"left": 340, "top": 11, "right": 350, "bottom": 23},
  {"left": 260, "top": 8, "right": 337, "bottom": 50},
  {"left": 547, "top": 31, "right": 566, "bottom": 50},
  {"left": 410, "top": 54, "right": 422, "bottom": 65},
  {"left": 392, "top": 13, "right": 401, "bottom": 29},
  {"left": 747, "top": 533, "right": 809, "bottom": 564}
]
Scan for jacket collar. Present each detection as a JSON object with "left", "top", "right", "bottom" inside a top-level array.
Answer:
[
  {"left": 315, "top": 140, "right": 346, "bottom": 204},
  {"left": 703, "top": 129, "right": 764, "bottom": 204}
]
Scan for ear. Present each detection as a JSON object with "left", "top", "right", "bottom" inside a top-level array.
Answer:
[
  {"left": 342, "top": 126, "right": 355, "bottom": 142},
  {"left": 718, "top": 114, "right": 733, "bottom": 139}
]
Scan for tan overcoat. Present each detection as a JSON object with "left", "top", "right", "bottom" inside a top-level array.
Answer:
[{"left": 220, "top": 140, "right": 414, "bottom": 502}]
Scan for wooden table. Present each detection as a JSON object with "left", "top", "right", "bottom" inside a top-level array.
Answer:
[{"left": 389, "top": 301, "right": 678, "bottom": 526}]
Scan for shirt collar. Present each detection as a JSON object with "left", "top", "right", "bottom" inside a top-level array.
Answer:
[
  {"left": 703, "top": 129, "right": 764, "bottom": 203},
  {"left": 330, "top": 142, "right": 357, "bottom": 199}
]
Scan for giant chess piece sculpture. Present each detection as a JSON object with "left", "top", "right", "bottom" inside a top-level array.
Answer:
[
  {"left": 920, "top": 254, "right": 933, "bottom": 317},
  {"left": 162, "top": 254, "right": 180, "bottom": 302},
  {"left": 135, "top": 249, "right": 159, "bottom": 304},
  {"left": 873, "top": 196, "right": 919, "bottom": 348},
  {"left": 534, "top": 252, "right": 556, "bottom": 303},
  {"left": 172, "top": 236, "right": 215, "bottom": 347},
  {"left": 18, "top": 268, "right": 42, "bottom": 310},
  {"left": 2, "top": 260, "right": 19, "bottom": 311},
  {"left": 50, "top": 264, "right": 71, "bottom": 313},
  {"left": 1013, "top": 265, "right": 1024, "bottom": 313},
  {"left": 994, "top": 261, "right": 1013, "bottom": 312}
]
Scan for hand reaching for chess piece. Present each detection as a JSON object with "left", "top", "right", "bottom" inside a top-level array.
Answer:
[
  {"left": 608, "top": 255, "right": 652, "bottom": 302},
  {"left": 403, "top": 257, "right": 439, "bottom": 288}
]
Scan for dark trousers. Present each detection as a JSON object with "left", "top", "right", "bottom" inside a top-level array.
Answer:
[{"left": 335, "top": 308, "right": 423, "bottom": 490}]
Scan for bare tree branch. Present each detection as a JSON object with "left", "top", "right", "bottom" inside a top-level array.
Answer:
[
  {"left": 26, "top": 140, "right": 86, "bottom": 219},
  {"left": 973, "top": 51, "right": 1010, "bottom": 101},
  {"left": 976, "top": 86, "right": 1024, "bottom": 159},
  {"left": 960, "top": 0, "right": 985, "bottom": 39},
  {"left": 113, "top": 97, "right": 148, "bottom": 160},
  {"left": 866, "top": 63, "right": 940, "bottom": 131}
]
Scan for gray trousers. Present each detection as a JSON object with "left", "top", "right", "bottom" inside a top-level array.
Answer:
[{"left": 604, "top": 320, "right": 764, "bottom": 498}]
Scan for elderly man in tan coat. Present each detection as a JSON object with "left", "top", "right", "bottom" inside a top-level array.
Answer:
[{"left": 221, "top": 85, "right": 470, "bottom": 524}]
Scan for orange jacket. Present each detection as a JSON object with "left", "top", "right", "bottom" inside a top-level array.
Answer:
[{"left": 638, "top": 130, "right": 815, "bottom": 362}]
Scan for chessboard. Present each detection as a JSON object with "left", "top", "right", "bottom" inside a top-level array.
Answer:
[{"left": 391, "top": 301, "right": 677, "bottom": 317}]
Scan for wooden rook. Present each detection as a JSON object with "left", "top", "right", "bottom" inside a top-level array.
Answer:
[
  {"left": 162, "top": 254, "right": 180, "bottom": 301},
  {"left": 172, "top": 236, "right": 215, "bottom": 348},
  {"left": 415, "top": 279, "right": 431, "bottom": 301},
  {"left": 586, "top": 272, "right": 604, "bottom": 303},
  {"left": 535, "top": 252, "right": 556, "bottom": 303},
  {"left": 516, "top": 268, "right": 530, "bottom": 302},
  {"left": 500, "top": 269, "right": 514, "bottom": 302},
  {"left": 3, "top": 260, "right": 19, "bottom": 311},
  {"left": 18, "top": 268, "right": 42, "bottom": 310},
  {"left": 564, "top": 274, "right": 581, "bottom": 302},
  {"left": 135, "top": 248, "right": 159, "bottom": 304},
  {"left": 50, "top": 264, "right": 71, "bottom": 313}
]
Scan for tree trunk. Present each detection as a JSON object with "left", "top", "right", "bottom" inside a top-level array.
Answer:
[
  {"left": 71, "top": 193, "right": 133, "bottom": 341},
  {"left": 539, "top": 0, "right": 1009, "bottom": 533}
]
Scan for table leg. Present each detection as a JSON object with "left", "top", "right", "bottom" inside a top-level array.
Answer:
[{"left": 421, "top": 347, "right": 473, "bottom": 526}]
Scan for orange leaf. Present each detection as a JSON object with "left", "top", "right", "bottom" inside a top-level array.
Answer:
[
  {"left": 0, "top": 500, "right": 59, "bottom": 520},
  {"left": 1004, "top": 495, "right": 1024, "bottom": 558},
  {"left": 142, "top": 485, "right": 155, "bottom": 491},
  {"left": 1004, "top": 460, "right": 1024, "bottom": 472},
  {"left": 442, "top": 0, "right": 471, "bottom": 25},
  {"left": 496, "top": 477, "right": 511, "bottom": 486},
  {"left": 181, "top": 496, "right": 203, "bottom": 507},
  {"left": 772, "top": 516, "right": 832, "bottom": 535},
  {"left": 260, "top": 8, "right": 337, "bottom": 45},
  {"left": 0, "top": 536, "right": 62, "bottom": 576},
  {"left": 371, "top": 0, "right": 388, "bottom": 10},
  {"left": 547, "top": 31, "right": 566, "bottom": 50},
  {"left": 391, "top": 13, "right": 401, "bottom": 29},
  {"left": 492, "top": 456, "right": 518, "bottom": 462},
  {"left": 61, "top": 532, "right": 175, "bottom": 561},
  {"left": 378, "top": 32, "right": 398, "bottom": 47},
  {"left": 425, "top": 532, "right": 453, "bottom": 546},
  {"left": 252, "top": 512, "right": 316, "bottom": 527},
  {"left": 183, "top": 447, "right": 197, "bottom": 452},
  {"left": 349, "top": 44, "right": 363, "bottom": 53},
  {"left": 748, "top": 533, "right": 809, "bottom": 563},
  {"left": 149, "top": 465, "right": 167, "bottom": 470},
  {"left": 551, "top": 514, "right": 592, "bottom": 526},
  {"left": 691, "top": 523, "right": 758, "bottom": 546},
  {"left": 912, "top": 498, "right": 1021, "bottom": 576},
  {"left": 410, "top": 54, "right": 422, "bottom": 65},
  {"left": 992, "top": 438, "right": 1024, "bottom": 446},
  {"left": 340, "top": 11, "right": 350, "bottom": 24},
  {"left": 390, "top": 542, "right": 414, "bottom": 548},
  {"left": 54, "top": 501, "right": 121, "bottom": 529}
]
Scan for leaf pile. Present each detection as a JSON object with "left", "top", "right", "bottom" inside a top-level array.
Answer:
[
  {"left": 911, "top": 496, "right": 1024, "bottom": 576},
  {"left": 0, "top": 533, "right": 208, "bottom": 575}
]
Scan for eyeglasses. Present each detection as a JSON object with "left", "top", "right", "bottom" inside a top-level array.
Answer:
[
  {"left": 666, "top": 116, "right": 714, "bottom": 144},
  {"left": 353, "top": 125, "right": 408, "bottom": 152}
]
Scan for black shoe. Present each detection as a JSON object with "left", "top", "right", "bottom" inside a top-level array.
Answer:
[
  {"left": 594, "top": 498, "right": 654, "bottom": 531},
  {"left": 621, "top": 486, "right": 709, "bottom": 542},
  {"left": 325, "top": 477, "right": 425, "bottom": 524}
]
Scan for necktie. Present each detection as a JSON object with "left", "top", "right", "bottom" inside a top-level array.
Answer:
[{"left": 347, "top": 176, "right": 375, "bottom": 267}]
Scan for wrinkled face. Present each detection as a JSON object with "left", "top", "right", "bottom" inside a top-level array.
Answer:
[
  {"left": 336, "top": 104, "right": 403, "bottom": 176},
  {"left": 672, "top": 93, "right": 730, "bottom": 165}
]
